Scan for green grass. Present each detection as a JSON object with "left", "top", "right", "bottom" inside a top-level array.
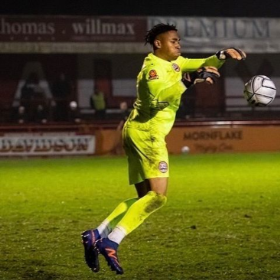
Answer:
[{"left": 0, "top": 152, "right": 280, "bottom": 280}]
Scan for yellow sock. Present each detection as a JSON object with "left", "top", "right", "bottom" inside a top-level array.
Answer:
[
  {"left": 97, "top": 198, "right": 137, "bottom": 237},
  {"left": 112, "top": 191, "right": 167, "bottom": 239}
]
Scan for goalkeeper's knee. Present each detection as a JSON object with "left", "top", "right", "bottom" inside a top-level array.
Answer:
[
  {"left": 117, "top": 191, "right": 167, "bottom": 235},
  {"left": 144, "top": 191, "right": 167, "bottom": 214}
]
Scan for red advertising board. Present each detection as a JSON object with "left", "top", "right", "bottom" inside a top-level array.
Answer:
[{"left": 0, "top": 16, "right": 147, "bottom": 42}]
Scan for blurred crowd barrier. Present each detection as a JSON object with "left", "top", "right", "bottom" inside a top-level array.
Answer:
[
  {"left": 0, "top": 98, "right": 128, "bottom": 125},
  {"left": 1, "top": 95, "right": 280, "bottom": 126}
]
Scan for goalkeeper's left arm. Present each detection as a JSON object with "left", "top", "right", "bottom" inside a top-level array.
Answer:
[{"left": 179, "top": 47, "right": 246, "bottom": 73}]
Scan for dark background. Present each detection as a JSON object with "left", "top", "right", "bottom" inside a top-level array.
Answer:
[{"left": 1, "top": 0, "right": 280, "bottom": 17}]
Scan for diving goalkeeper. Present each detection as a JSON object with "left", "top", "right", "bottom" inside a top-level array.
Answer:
[{"left": 81, "top": 23, "right": 246, "bottom": 275}]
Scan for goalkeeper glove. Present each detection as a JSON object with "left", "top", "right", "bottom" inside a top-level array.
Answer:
[
  {"left": 216, "top": 47, "right": 246, "bottom": 60},
  {"left": 182, "top": 66, "right": 220, "bottom": 88}
]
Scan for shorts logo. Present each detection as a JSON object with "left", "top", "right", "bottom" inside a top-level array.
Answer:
[
  {"left": 172, "top": 63, "right": 180, "bottom": 72},
  {"left": 159, "top": 161, "right": 168, "bottom": 173},
  {"left": 148, "top": 69, "right": 159, "bottom": 80}
]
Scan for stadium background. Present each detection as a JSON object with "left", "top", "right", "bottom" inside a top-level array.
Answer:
[
  {"left": 1, "top": 0, "right": 280, "bottom": 157},
  {"left": 1, "top": 2, "right": 280, "bottom": 280}
]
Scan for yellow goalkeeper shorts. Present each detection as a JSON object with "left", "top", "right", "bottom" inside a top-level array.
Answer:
[{"left": 122, "top": 124, "right": 169, "bottom": 185}]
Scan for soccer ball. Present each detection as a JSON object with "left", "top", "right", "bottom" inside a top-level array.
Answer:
[
  {"left": 69, "top": 101, "right": 78, "bottom": 109},
  {"left": 243, "top": 75, "right": 276, "bottom": 106},
  {"left": 181, "top": 146, "right": 190, "bottom": 154}
]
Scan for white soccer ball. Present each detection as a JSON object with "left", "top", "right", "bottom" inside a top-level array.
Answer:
[
  {"left": 181, "top": 146, "right": 190, "bottom": 154},
  {"left": 69, "top": 101, "right": 78, "bottom": 109},
  {"left": 244, "top": 75, "right": 276, "bottom": 106}
]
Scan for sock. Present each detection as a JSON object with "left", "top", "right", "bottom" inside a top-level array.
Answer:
[
  {"left": 108, "top": 191, "right": 167, "bottom": 244},
  {"left": 96, "top": 197, "right": 137, "bottom": 238},
  {"left": 96, "top": 220, "right": 110, "bottom": 239},
  {"left": 108, "top": 226, "right": 126, "bottom": 244}
]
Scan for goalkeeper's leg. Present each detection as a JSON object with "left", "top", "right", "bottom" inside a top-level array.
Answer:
[
  {"left": 109, "top": 177, "right": 167, "bottom": 242},
  {"left": 96, "top": 197, "right": 138, "bottom": 238},
  {"left": 96, "top": 178, "right": 168, "bottom": 274},
  {"left": 81, "top": 197, "right": 137, "bottom": 272}
]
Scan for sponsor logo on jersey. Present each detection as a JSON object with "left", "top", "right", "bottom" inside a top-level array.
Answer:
[
  {"left": 159, "top": 161, "right": 168, "bottom": 173},
  {"left": 172, "top": 63, "right": 180, "bottom": 72},
  {"left": 148, "top": 69, "right": 159, "bottom": 80}
]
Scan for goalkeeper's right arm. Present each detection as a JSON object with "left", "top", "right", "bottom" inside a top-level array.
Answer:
[{"left": 182, "top": 66, "right": 220, "bottom": 88}]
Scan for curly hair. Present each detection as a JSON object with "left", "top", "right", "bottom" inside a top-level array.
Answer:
[{"left": 145, "top": 23, "right": 177, "bottom": 46}]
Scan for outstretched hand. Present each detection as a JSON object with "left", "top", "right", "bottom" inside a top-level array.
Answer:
[
  {"left": 216, "top": 48, "right": 246, "bottom": 60},
  {"left": 182, "top": 66, "right": 220, "bottom": 88}
]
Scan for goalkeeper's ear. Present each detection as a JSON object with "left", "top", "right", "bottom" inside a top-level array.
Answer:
[{"left": 216, "top": 48, "right": 246, "bottom": 60}]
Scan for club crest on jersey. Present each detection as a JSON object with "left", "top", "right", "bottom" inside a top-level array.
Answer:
[
  {"left": 159, "top": 161, "right": 168, "bottom": 173},
  {"left": 148, "top": 69, "right": 159, "bottom": 80},
  {"left": 172, "top": 63, "right": 180, "bottom": 72}
]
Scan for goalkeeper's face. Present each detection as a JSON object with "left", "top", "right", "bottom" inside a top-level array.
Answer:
[{"left": 154, "top": 30, "right": 181, "bottom": 61}]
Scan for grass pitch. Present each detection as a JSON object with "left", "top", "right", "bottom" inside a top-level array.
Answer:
[{"left": 0, "top": 152, "right": 280, "bottom": 280}]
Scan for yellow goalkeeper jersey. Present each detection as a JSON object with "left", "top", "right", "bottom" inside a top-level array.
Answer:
[{"left": 126, "top": 53, "right": 224, "bottom": 137}]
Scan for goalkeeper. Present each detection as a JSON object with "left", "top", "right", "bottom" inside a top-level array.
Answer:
[{"left": 81, "top": 23, "right": 246, "bottom": 275}]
